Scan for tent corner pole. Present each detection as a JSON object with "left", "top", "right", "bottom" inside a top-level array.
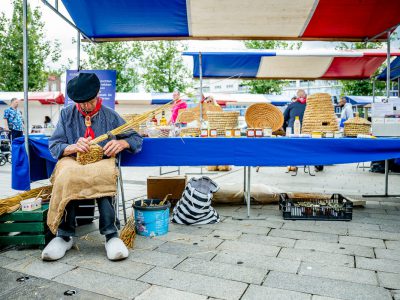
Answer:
[
  {"left": 77, "top": 31, "right": 80, "bottom": 69},
  {"left": 372, "top": 78, "right": 376, "bottom": 103},
  {"left": 23, "top": 0, "right": 30, "bottom": 162},
  {"left": 199, "top": 52, "right": 203, "bottom": 123}
]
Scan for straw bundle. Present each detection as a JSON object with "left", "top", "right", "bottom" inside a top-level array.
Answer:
[
  {"left": 301, "top": 93, "right": 338, "bottom": 134},
  {"left": 77, "top": 102, "right": 172, "bottom": 165},
  {"left": 207, "top": 111, "right": 239, "bottom": 136},
  {"left": 245, "top": 103, "right": 284, "bottom": 131},
  {"left": 120, "top": 214, "right": 136, "bottom": 248},
  {"left": 177, "top": 110, "right": 196, "bottom": 123},
  {"left": 0, "top": 185, "right": 52, "bottom": 216},
  {"left": 344, "top": 114, "right": 371, "bottom": 137}
]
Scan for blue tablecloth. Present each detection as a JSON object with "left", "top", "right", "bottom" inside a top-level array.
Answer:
[{"left": 12, "top": 136, "right": 400, "bottom": 190}]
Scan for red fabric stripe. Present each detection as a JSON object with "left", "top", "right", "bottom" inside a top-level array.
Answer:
[
  {"left": 321, "top": 57, "right": 386, "bottom": 79},
  {"left": 303, "top": 0, "right": 400, "bottom": 39}
]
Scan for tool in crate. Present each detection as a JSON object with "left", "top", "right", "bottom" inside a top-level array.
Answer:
[{"left": 279, "top": 193, "right": 353, "bottom": 221}]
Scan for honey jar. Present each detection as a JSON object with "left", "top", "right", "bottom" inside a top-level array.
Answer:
[
  {"left": 225, "top": 128, "right": 233, "bottom": 137},
  {"left": 200, "top": 128, "right": 209, "bottom": 137},
  {"left": 255, "top": 128, "right": 263, "bottom": 137},
  {"left": 209, "top": 129, "right": 218, "bottom": 137},
  {"left": 233, "top": 128, "right": 241, "bottom": 137},
  {"left": 311, "top": 131, "right": 322, "bottom": 138},
  {"left": 263, "top": 127, "right": 272, "bottom": 137},
  {"left": 246, "top": 128, "right": 255, "bottom": 137}
]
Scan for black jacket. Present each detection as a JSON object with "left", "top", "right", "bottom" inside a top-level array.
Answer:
[{"left": 283, "top": 101, "right": 306, "bottom": 130}]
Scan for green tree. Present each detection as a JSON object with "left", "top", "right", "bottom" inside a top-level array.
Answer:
[
  {"left": 242, "top": 40, "right": 302, "bottom": 94},
  {"left": 0, "top": 0, "right": 60, "bottom": 91},
  {"left": 336, "top": 41, "right": 386, "bottom": 96},
  {"left": 140, "top": 41, "right": 191, "bottom": 92},
  {"left": 82, "top": 42, "right": 142, "bottom": 92}
]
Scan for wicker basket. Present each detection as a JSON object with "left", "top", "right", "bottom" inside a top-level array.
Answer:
[
  {"left": 207, "top": 111, "right": 240, "bottom": 136},
  {"left": 245, "top": 103, "right": 284, "bottom": 132},
  {"left": 344, "top": 115, "right": 371, "bottom": 137},
  {"left": 180, "top": 127, "right": 201, "bottom": 137},
  {"left": 301, "top": 93, "right": 338, "bottom": 134},
  {"left": 177, "top": 110, "right": 196, "bottom": 123},
  {"left": 191, "top": 102, "right": 223, "bottom": 121}
]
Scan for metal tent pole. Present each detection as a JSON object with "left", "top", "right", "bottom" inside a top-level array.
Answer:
[
  {"left": 77, "top": 31, "right": 80, "bottom": 69},
  {"left": 363, "top": 31, "right": 400, "bottom": 198},
  {"left": 23, "top": 0, "right": 30, "bottom": 161},
  {"left": 199, "top": 52, "right": 203, "bottom": 122},
  {"left": 372, "top": 78, "right": 376, "bottom": 103}
]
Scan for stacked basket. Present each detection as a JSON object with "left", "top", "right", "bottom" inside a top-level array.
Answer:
[
  {"left": 207, "top": 111, "right": 240, "bottom": 135},
  {"left": 344, "top": 115, "right": 371, "bottom": 137},
  {"left": 245, "top": 103, "right": 284, "bottom": 131},
  {"left": 301, "top": 93, "right": 338, "bottom": 134},
  {"left": 180, "top": 127, "right": 201, "bottom": 137},
  {"left": 191, "top": 102, "right": 223, "bottom": 121}
]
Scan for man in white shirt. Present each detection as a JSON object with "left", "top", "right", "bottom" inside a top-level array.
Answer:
[{"left": 339, "top": 97, "right": 354, "bottom": 128}]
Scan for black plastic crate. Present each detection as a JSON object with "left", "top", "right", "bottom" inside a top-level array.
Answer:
[{"left": 279, "top": 193, "right": 352, "bottom": 221}]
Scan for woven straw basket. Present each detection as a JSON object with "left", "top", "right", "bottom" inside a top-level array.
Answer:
[
  {"left": 245, "top": 103, "right": 284, "bottom": 132},
  {"left": 76, "top": 144, "right": 104, "bottom": 165},
  {"left": 177, "top": 110, "right": 196, "bottom": 123},
  {"left": 191, "top": 102, "right": 223, "bottom": 121},
  {"left": 344, "top": 115, "right": 371, "bottom": 137},
  {"left": 180, "top": 127, "right": 201, "bottom": 137},
  {"left": 207, "top": 111, "right": 239, "bottom": 136},
  {"left": 301, "top": 93, "right": 338, "bottom": 134}
]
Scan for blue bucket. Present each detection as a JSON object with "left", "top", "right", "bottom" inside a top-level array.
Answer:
[{"left": 133, "top": 199, "right": 171, "bottom": 237}]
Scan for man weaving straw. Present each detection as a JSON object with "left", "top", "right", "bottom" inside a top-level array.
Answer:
[{"left": 42, "top": 73, "right": 142, "bottom": 261}]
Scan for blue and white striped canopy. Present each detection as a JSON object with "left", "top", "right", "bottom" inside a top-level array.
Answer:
[
  {"left": 377, "top": 57, "right": 400, "bottom": 81},
  {"left": 60, "top": 0, "right": 400, "bottom": 41}
]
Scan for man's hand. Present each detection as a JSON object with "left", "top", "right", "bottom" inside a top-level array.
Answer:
[
  {"left": 103, "top": 140, "right": 129, "bottom": 157},
  {"left": 63, "top": 137, "right": 92, "bottom": 156}
]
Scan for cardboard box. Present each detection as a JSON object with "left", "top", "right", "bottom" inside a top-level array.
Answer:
[{"left": 147, "top": 176, "right": 187, "bottom": 203}]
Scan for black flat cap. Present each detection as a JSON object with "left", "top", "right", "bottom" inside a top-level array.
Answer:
[{"left": 67, "top": 73, "right": 100, "bottom": 103}]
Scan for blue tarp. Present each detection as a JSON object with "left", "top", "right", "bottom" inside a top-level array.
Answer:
[
  {"left": 12, "top": 136, "right": 400, "bottom": 190},
  {"left": 377, "top": 57, "right": 400, "bottom": 81},
  {"left": 344, "top": 96, "right": 383, "bottom": 105}
]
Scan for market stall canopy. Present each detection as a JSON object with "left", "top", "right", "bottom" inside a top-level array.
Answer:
[
  {"left": 0, "top": 92, "right": 65, "bottom": 105},
  {"left": 344, "top": 95, "right": 385, "bottom": 105},
  {"left": 183, "top": 50, "right": 400, "bottom": 80},
  {"left": 60, "top": 0, "right": 400, "bottom": 41},
  {"left": 377, "top": 57, "right": 400, "bottom": 81},
  {"left": 115, "top": 92, "right": 190, "bottom": 105},
  {"left": 202, "top": 93, "right": 289, "bottom": 106}
]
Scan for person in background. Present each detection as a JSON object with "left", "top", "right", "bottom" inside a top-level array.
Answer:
[
  {"left": 283, "top": 89, "right": 307, "bottom": 132},
  {"left": 203, "top": 95, "right": 219, "bottom": 107},
  {"left": 44, "top": 116, "right": 53, "bottom": 128},
  {"left": 169, "top": 90, "right": 187, "bottom": 124},
  {"left": 3, "top": 98, "right": 23, "bottom": 142},
  {"left": 338, "top": 96, "right": 354, "bottom": 128}
]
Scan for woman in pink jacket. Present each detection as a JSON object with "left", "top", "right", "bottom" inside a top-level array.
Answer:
[{"left": 169, "top": 90, "right": 187, "bottom": 124}]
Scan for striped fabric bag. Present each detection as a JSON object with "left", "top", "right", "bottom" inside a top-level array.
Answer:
[{"left": 172, "top": 176, "right": 220, "bottom": 225}]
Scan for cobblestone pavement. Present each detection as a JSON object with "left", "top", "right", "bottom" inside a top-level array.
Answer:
[{"left": 0, "top": 163, "right": 399, "bottom": 299}]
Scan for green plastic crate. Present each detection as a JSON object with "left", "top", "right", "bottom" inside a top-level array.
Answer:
[{"left": 0, "top": 203, "right": 50, "bottom": 246}]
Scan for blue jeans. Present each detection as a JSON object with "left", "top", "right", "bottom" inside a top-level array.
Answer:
[
  {"left": 57, "top": 197, "right": 120, "bottom": 238},
  {"left": 11, "top": 129, "right": 23, "bottom": 142}
]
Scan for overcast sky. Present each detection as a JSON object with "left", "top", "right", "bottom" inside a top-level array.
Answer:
[{"left": 1, "top": 1, "right": 398, "bottom": 73}]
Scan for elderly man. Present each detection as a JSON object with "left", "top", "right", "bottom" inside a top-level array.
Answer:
[
  {"left": 3, "top": 98, "right": 23, "bottom": 141},
  {"left": 338, "top": 96, "right": 354, "bottom": 128},
  {"left": 42, "top": 73, "right": 143, "bottom": 261},
  {"left": 283, "top": 89, "right": 307, "bottom": 132}
]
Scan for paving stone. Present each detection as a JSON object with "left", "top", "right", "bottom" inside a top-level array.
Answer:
[
  {"left": 321, "top": 221, "right": 380, "bottom": 231},
  {"left": 216, "top": 240, "right": 281, "bottom": 257},
  {"left": 269, "top": 229, "right": 338, "bottom": 243},
  {"left": 176, "top": 257, "right": 266, "bottom": 284},
  {"left": 375, "top": 248, "right": 400, "bottom": 261},
  {"left": 282, "top": 222, "right": 348, "bottom": 235},
  {"left": 154, "top": 231, "right": 223, "bottom": 249},
  {"left": 368, "top": 213, "right": 400, "bottom": 221},
  {"left": 0, "top": 255, "right": 16, "bottom": 267},
  {"left": 134, "top": 235, "right": 166, "bottom": 250},
  {"left": 129, "top": 249, "right": 185, "bottom": 268},
  {"left": 224, "top": 217, "right": 283, "bottom": 229},
  {"left": 299, "top": 261, "right": 378, "bottom": 285},
  {"left": 54, "top": 267, "right": 149, "bottom": 299},
  {"left": 356, "top": 257, "right": 400, "bottom": 274},
  {"left": 139, "top": 267, "right": 248, "bottom": 300},
  {"left": 312, "top": 296, "right": 343, "bottom": 300},
  {"left": 156, "top": 241, "right": 216, "bottom": 260},
  {"left": 213, "top": 250, "right": 300, "bottom": 274},
  {"left": 263, "top": 271, "right": 391, "bottom": 300},
  {"left": 0, "top": 272, "right": 114, "bottom": 300},
  {"left": 136, "top": 285, "right": 207, "bottom": 300},
  {"left": 294, "top": 240, "right": 375, "bottom": 258},
  {"left": 66, "top": 254, "right": 153, "bottom": 280},
  {"left": 348, "top": 229, "right": 400, "bottom": 241},
  {"left": 169, "top": 223, "right": 214, "bottom": 236},
  {"left": 0, "top": 249, "right": 41, "bottom": 260},
  {"left": 380, "top": 224, "right": 400, "bottom": 233},
  {"left": 279, "top": 248, "right": 354, "bottom": 267},
  {"left": 392, "top": 290, "right": 400, "bottom": 300},
  {"left": 209, "top": 229, "right": 242, "bottom": 240},
  {"left": 0, "top": 267, "right": 35, "bottom": 296},
  {"left": 239, "top": 233, "right": 296, "bottom": 248},
  {"left": 202, "top": 221, "right": 270, "bottom": 235},
  {"left": 339, "top": 236, "right": 386, "bottom": 248},
  {"left": 377, "top": 272, "right": 400, "bottom": 289},
  {"left": 386, "top": 240, "right": 400, "bottom": 250},
  {"left": 3, "top": 257, "right": 75, "bottom": 280},
  {"left": 241, "top": 284, "right": 311, "bottom": 300}
]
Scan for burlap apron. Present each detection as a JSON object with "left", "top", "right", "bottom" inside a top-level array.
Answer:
[{"left": 47, "top": 157, "right": 118, "bottom": 234}]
